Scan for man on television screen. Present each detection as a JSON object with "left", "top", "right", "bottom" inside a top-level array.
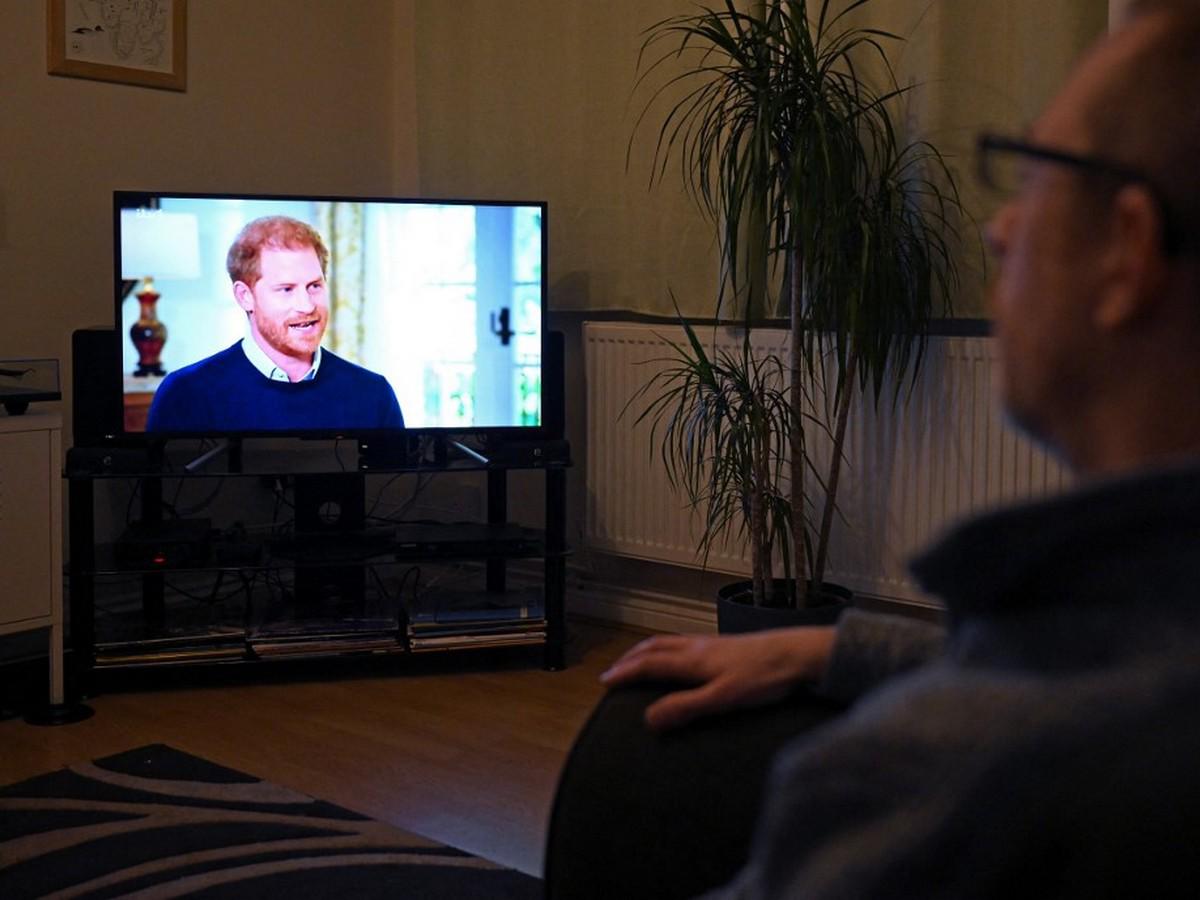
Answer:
[{"left": 145, "top": 216, "right": 404, "bottom": 433}]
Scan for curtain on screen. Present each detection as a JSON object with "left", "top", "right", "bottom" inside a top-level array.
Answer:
[{"left": 316, "top": 201, "right": 368, "bottom": 363}]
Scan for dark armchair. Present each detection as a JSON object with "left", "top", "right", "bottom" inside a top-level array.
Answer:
[{"left": 543, "top": 682, "right": 846, "bottom": 899}]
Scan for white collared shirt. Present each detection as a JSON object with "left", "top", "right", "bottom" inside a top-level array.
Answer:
[{"left": 240, "top": 337, "right": 323, "bottom": 383}]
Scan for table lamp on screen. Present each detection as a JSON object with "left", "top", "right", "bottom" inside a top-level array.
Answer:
[{"left": 120, "top": 209, "right": 200, "bottom": 377}]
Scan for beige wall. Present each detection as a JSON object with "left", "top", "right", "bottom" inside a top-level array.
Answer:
[
  {"left": 413, "top": 0, "right": 720, "bottom": 317},
  {"left": 412, "top": 0, "right": 1106, "bottom": 319},
  {"left": 1, "top": 0, "right": 417, "bottom": 441},
  {"left": 880, "top": 0, "right": 1107, "bottom": 312}
]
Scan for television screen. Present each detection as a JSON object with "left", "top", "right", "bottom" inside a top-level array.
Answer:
[{"left": 114, "top": 191, "right": 546, "bottom": 438}]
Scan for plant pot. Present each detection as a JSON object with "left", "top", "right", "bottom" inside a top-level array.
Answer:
[{"left": 716, "top": 579, "right": 851, "bottom": 635}]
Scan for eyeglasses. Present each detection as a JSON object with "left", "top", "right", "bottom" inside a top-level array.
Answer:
[{"left": 975, "top": 133, "right": 1184, "bottom": 255}]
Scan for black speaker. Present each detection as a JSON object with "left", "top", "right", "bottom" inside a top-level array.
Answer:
[
  {"left": 292, "top": 473, "right": 367, "bottom": 609},
  {"left": 72, "top": 328, "right": 122, "bottom": 446},
  {"left": 293, "top": 473, "right": 366, "bottom": 536}
]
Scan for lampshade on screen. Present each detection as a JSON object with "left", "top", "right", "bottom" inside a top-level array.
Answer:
[{"left": 120, "top": 210, "right": 201, "bottom": 281}]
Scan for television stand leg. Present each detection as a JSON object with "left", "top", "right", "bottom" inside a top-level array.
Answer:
[
  {"left": 544, "top": 467, "right": 567, "bottom": 670},
  {"left": 487, "top": 469, "right": 506, "bottom": 594},
  {"left": 140, "top": 475, "right": 165, "bottom": 630}
]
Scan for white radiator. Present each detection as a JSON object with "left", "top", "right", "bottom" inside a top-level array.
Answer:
[{"left": 583, "top": 321, "right": 1070, "bottom": 605}]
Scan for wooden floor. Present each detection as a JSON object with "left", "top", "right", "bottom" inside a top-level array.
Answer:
[{"left": 0, "top": 618, "right": 646, "bottom": 877}]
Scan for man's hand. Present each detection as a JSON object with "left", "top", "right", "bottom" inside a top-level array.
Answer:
[{"left": 600, "top": 626, "right": 838, "bottom": 732}]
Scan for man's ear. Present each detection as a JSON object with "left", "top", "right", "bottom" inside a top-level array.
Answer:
[
  {"left": 232, "top": 281, "right": 256, "bottom": 314},
  {"left": 1093, "top": 184, "right": 1168, "bottom": 330}
]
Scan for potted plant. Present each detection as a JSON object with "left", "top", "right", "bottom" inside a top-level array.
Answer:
[
  {"left": 629, "top": 0, "right": 966, "bottom": 625},
  {"left": 631, "top": 315, "right": 815, "bottom": 623}
]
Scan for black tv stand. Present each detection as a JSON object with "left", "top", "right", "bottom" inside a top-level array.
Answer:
[
  {"left": 66, "top": 440, "right": 570, "bottom": 691},
  {"left": 357, "top": 433, "right": 493, "bottom": 470}
]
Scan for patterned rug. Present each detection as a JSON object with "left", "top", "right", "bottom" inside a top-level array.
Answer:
[{"left": 0, "top": 744, "right": 541, "bottom": 899}]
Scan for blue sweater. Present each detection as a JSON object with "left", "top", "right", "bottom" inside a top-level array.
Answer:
[
  {"left": 145, "top": 343, "right": 404, "bottom": 433},
  {"left": 710, "top": 462, "right": 1200, "bottom": 899}
]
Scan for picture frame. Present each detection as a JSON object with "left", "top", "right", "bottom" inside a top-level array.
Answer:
[{"left": 47, "top": 0, "right": 187, "bottom": 92}]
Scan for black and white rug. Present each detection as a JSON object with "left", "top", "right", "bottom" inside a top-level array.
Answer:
[{"left": 0, "top": 743, "right": 541, "bottom": 899}]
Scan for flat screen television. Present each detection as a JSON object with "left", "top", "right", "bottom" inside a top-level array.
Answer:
[{"left": 112, "top": 190, "right": 548, "bottom": 449}]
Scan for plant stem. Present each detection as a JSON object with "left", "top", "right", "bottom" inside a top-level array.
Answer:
[
  {"left": 814, "top": 347, "right": 858, "bottom": 591},
  {"left": 790, "top": 241, "right": 809, "bottom": 607},
  {"left": 753, "top": 406, "right": 773, "bottom": 606}
]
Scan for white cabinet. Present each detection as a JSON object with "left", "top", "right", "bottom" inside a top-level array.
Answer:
[{"left": 0, "top": 411, "right": 63, "bottom": 705}]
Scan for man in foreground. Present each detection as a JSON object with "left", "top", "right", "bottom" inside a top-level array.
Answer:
[
  {"left": 599, "top": 1, "right": 1200, "bottom": 895},
  {"left": 147, "top": 216, "right": 404, "bottom": 433}
]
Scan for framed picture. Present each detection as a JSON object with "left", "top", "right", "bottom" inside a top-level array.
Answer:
[{"left": 47, "top": 0, "right": 187, "bottom": 92}]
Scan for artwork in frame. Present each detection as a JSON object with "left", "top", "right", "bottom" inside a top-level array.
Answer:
[{"left": 47, "top": 0, "right": 187, "bottom": 92}]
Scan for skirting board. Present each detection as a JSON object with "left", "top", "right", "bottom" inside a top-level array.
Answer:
[
  {"left": 561, "top": 569, "right": 945, "bottom": 634},
  {"left": 567, "top": 578, "right": 717, "bottom": 634},
  {"left": 493, "top": 558, "right": 713, "bottom": 634}
]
